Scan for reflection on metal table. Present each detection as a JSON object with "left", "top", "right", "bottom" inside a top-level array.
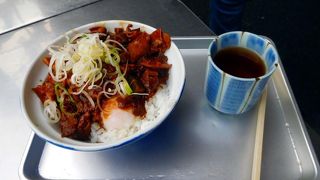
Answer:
[{"left": 0, "top": 0, "right": 101, "bottom": 35}]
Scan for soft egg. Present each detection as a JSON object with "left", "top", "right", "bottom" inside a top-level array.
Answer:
[{"left": 101, "top": 97, "right": 136, "bottom": 131}]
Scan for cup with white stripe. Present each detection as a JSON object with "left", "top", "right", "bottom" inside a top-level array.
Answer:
[{"left": 204, "top": 31, "right": 279, "bottom": 114}]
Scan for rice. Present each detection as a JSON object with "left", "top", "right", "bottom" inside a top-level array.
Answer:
[{"left": 90, "top": 86, "right": 169, "bottom": 143}]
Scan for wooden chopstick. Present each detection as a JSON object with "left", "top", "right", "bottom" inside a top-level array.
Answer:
[{"left": 251, "top": 90, "right": 268, "bottom": 180}]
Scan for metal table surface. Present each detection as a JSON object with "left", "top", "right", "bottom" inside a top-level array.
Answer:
[
  {"left": 0, "top": 0, "right": 213, "bottom": 179},
  {"left": 0, "top": 0, "right": 101, "bottom": 35}
]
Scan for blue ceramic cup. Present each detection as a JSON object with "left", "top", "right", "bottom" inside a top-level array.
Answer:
[{"left": 204, "top": 31, "right": 279, "bottom": 114}]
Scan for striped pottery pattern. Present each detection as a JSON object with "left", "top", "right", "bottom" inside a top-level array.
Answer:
[{"left": 205, "top": 31, "right": 279, "bottom": 114}]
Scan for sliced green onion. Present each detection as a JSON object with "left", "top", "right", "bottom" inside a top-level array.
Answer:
[
  {"left": 54, "top": 83, "right": 77, "bottom": 116},
  {"left": 119, "top": 77, "right": 133, "bottom": 95},
  {"left": 54, "top": 83, "right": 70, "bottom": 103},
  {"left": 81, "top": 90, "right": 95, "bottom": 108},
  {"left": 43, "top": 100, "right": 61, "bottom": 123},
  {"left": 49, "top": 32, "right": 135, "bottom": 100}
]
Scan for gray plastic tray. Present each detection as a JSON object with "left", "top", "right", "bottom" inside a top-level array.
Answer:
[{"left": 19, "top": 38, "right": 319, "bottom": 180}]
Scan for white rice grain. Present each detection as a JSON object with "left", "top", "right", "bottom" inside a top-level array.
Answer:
[{"left": 90, "top": 86, "right": 169, "bottom": 143}]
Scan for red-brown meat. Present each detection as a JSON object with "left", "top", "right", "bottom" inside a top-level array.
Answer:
[
  {"left": 89, "top": 26, "right": 107, "bottom": 34},
  {"left": 60, "top": 113, "right": 78, "bottom": 137},
  {"left": 150, "top": 29, "right": 171, "bottom": 53},
  {"left": 141, "top": 69, "right": 159, "bottom": 94},
  {"left": 76, "top": 112, "right": 91, "bottom": 140},
  {"left": 32, "top": 76, "right": 55, "bottom": 103},
  {"left": 127, "top": 32, "right": 150, "bottom": 62}
]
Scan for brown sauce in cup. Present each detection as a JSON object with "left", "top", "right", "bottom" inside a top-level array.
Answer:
[{"left": 212, "top": 47, "right": 266, "bottom": 78}]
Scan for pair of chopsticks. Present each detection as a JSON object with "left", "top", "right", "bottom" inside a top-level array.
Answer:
[{"left": 251, "top": 91, "right": 268, "bottom": 180}]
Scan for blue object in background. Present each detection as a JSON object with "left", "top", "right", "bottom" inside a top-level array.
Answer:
[{"left": 209, "top": 0, "right": 246, "bottom": 35}]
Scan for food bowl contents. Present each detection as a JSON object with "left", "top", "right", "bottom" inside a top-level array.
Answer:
[{"left": 32, "top": 24, "right": 172, "bottom": 142}]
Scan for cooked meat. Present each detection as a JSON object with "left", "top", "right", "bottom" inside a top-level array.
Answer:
[
  {"left": 89, "top": 26, "right": 107, "bottom": 34},
  {"left": 150, "top": 28, "right": 171, "bottom": 53},
  {"left": 127, "top": 32, "right": 150, "bottom": 62},
  {"left": 33, "top": 24, "right": 172, "bottom": 141},
  {"left": 60, "top": 113, "right": 78, "bottom": 137},
  {"left": 75, "top": 112, "right": 91, "bottom": 140},
  {"left": 32, "top": 76, "right": 55, "bottom": 103}
]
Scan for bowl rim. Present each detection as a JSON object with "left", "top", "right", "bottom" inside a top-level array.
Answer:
[{"left": 21, "top": 20, "right": 186, "bottom": 151}]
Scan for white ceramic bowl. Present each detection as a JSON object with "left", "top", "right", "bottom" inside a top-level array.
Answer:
[{"left": 21, "top": 20, "right": 185, "bottom": 151}]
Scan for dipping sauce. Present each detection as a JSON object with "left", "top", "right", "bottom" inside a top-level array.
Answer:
[{"left": 212, "top": 47, "right": 266, "bottom": 78}]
